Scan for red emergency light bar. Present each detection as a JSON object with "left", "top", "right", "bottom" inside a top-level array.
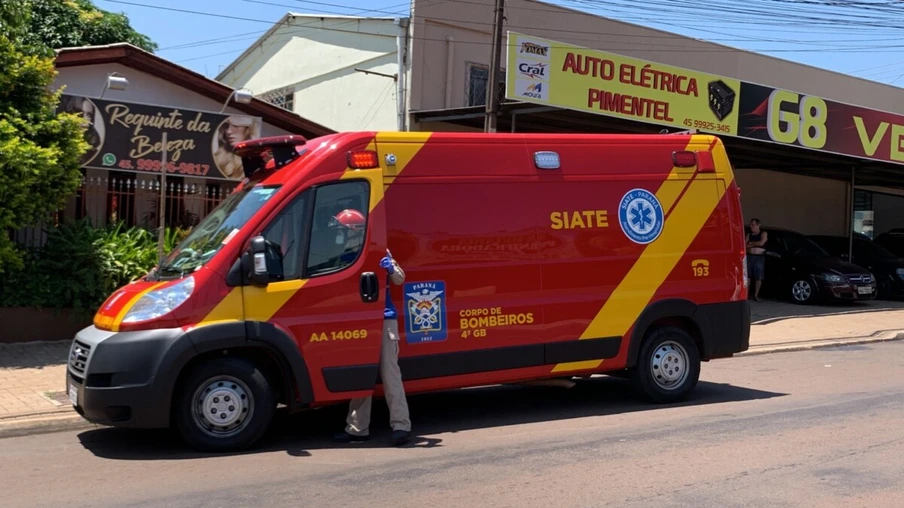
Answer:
[
  {"left": 672, "top": 150, "right": 716, "bottom": 173},
  {"left": 234, "top": 135, "right": 308, "bottom": 178},
  {"left": 347, "top": 150, "right": 380, "bottom": 169}
]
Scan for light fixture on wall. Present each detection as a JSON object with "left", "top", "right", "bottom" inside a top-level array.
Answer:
[
  {"left": 99, "top": 72, "right": 129, "bottom": 98},
  {"left": 220, "top": 88, "right": 254, "bottom": 112}
]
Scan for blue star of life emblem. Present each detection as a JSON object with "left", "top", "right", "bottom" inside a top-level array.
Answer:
[{"left": 619, "top": 188, "right": 664, "bottom": 244}]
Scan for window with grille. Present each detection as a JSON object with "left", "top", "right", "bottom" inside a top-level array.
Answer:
[
  {"left": 466, "top": 63, "right": 506, "bottom": 107},
  {"left": 257, "top": 86, "right": 295, "bottom": 111}
]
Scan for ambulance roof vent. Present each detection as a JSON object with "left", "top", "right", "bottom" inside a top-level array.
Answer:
[{"left": 534, "top": 151, "right": 560, "bottom": 170}]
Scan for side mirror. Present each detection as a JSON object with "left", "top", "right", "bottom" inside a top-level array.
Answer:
[
  {"left": 360, "top": 272, "right": 379, "bottom": 303},
  {"left": 248, "top": 235, "right": 270, "bottom": 286}
]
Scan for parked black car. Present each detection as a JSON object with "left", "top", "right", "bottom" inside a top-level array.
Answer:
[
  {"left": 748, "top": 226, "right": 877, "bottom": 304},
  {"left": 874, "top": 229, "right": 904, "bottom": 257},
  {"left": 809, "top": 234, "right": 904, "bottom": 299}
]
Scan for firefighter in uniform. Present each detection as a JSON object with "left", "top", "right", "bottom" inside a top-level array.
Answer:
[{"left": 330, "top": 209, "right": 412, "bottom": 446}]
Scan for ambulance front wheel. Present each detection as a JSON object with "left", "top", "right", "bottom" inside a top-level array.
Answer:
[
  {"left": 631, "top": 326, "right": 701, "bottom": 404},
  {"left": 174, "top": 357, "right": 276, "bottom": 453}
]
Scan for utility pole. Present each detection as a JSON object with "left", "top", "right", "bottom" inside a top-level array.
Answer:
[{"left": 484, "top": 0, "right": 505, "bottom": 133}]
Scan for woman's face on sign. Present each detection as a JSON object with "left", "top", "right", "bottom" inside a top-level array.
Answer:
[
  {"left": 225, "top": 123, "right": 250, "bottom": 146},
  {"left": 80, "top": 101, "right": 94, "bottom": 124}
]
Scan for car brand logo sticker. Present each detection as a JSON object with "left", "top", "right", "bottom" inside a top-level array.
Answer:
[
  {"left": 404, "top": 281, "right": 448, "bottom": 344},
  {"left": 618, "top": 188, "right": 664, "bottom": 244}
]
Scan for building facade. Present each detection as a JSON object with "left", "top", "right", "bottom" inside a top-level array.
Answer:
[
  {"left": 11, "top": 43, "right": 332, "bottom": 248},
  {"left": 213, "top": 0, "right": 904, "bottom": 240},
  {"left": 216, "top": 14, "right": 409, "bottom": 133},
  {"left": 407, "top": 0, "right": 904, "bottom": 239}
]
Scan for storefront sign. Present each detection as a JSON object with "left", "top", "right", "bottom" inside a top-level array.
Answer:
[
  {"left": 505, "top": 32, "right": 904, "bottom": 167},
  {"left": 505, "top": 32, "right": 742, "bottom": 135},
  {"left": 57, "top": 94, "right": 263, "bottom": 181},
  {"left": 737, "top": 82, "right": 904, "bottom": 165}
]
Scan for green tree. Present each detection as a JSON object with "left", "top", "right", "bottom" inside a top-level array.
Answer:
[
  {"left": 26, "top": 0, "right": 157, "bottom": 52},
  {"left": 0, "top": 1, "right": 89, "bottom": 272}
]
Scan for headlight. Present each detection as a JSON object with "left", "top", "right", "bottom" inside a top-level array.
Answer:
[
  {"left": 897, "top": 268, "right": 904, "bottom": 279},
  {"left": 820, "top": 273, "right": 845, "bottom": 283},
  {"left": 122, "top": 276, "right": 195, "bottom": 323}
]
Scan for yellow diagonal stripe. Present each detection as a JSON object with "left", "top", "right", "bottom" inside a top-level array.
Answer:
[
  {"left": 243, "top": 279, "right": 308, "bottom": 322},
  {"left": 552, "top": 136, "right": 730, "bottom": 373},
  {"left": 193, "top": 287, "right": 244, "bottom": 330}
]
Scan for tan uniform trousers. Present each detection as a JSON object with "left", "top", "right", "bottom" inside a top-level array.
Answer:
[{"left": 344, "top": 318, "right": 411, "bottom": 436}]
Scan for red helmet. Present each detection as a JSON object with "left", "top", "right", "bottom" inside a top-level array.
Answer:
[{"left": 331, "top": 209, "right": 366, "bottom": 231}]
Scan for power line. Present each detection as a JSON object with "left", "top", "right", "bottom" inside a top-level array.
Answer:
[
  {"left": 226, "top": 0, "right": 904, "bottom": 48},
  {"left": 101, "top": 0, "right": 904, "bottom": 74}
]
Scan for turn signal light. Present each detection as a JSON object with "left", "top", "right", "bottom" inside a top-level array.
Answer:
[
  {"left": 672, "top": 150, "right": 697, "bottom": 168},
  {"left": 347, "top": 150, "right": 380, "bottom": 169}
]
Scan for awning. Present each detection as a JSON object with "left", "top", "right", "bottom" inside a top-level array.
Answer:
[{"left": 412, "top": 102, "right": 904, "bottom": 190}]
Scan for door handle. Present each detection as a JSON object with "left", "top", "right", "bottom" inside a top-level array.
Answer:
[{"left": 360, "top": 272, "right": 379, "bottom": 303}]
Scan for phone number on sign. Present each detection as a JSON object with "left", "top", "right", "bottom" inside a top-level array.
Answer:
[
  {"left": 118, "top": 158, "right": 211, "bottom": 176},
  {"left": 682, "top": 118, "right": 732, "bottom": 133}
]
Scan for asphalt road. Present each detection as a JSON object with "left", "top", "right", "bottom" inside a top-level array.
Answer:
[{"left": 2, "top": 342, "right": 903, "bottom": 508}]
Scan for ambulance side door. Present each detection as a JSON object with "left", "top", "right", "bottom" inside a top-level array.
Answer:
[{"left": 242, "top": 172, "right": 389, "bottom": 404}]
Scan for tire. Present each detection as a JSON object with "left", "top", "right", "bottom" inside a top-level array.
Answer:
[
  {"left": 790, "top": 278, "right": 815, "bottom": 305},
  {"left": 630, "top": 326, "right": 701, "bottom": 404},
  {"left": 174, "top": 357, "right": 275, "bottom": 453}
]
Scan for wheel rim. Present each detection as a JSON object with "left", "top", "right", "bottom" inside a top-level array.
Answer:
[
  {"left": 190, "top": 375, "right": 254, "bottom": 439},
  {"left": 792, "top": 280, "right": 812, "bottom": 302},
  {"left": 649, "top": 340, "right": 690, "bottom": 391}
]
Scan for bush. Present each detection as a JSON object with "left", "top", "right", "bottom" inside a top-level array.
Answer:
[{"left": 0, "top": 219, "right": 189, "bottom": 317}]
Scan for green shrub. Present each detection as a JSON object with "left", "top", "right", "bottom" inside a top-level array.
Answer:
[{"left": 0, "top": 219, "right": 189, "bottom": 317}]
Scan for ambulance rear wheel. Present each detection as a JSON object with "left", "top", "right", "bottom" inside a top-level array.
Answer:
[
  {"left": 174, "top": 357, "right": 275, "bottom": 453},
  {"left": 631, "top": 326, "right": 700, "bottom": 404}
]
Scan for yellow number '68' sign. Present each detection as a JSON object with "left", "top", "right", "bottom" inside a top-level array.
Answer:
[{"left": 767, "top": 90, "right": 828, "bottom": 150}]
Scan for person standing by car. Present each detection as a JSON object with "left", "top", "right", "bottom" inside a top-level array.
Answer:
[
  {"left": 746, "top": 218, "right": 768, "bottom": 301},
  {"left": 331, "top": 210, "right": 412, "bottom": 446}
]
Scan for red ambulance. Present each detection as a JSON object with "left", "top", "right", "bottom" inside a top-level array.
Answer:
[{"left": 67, "top": 131, "right": 750, "bottom": 451}]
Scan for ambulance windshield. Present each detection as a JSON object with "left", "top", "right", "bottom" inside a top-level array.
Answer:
[{"left": 151, "top": 185, "right": 281, "bottom": 279}]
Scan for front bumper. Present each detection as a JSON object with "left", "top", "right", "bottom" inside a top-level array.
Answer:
[
  {"left": 66, "top": 325, "right": 191, "bottom": 429},
  {"left": 816, "top": 281, "right": 877, "bottom": 301}
]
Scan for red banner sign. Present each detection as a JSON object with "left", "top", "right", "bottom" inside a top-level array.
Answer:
[{"left": 737, "top": 82, "right": 904, "bottom": 165}]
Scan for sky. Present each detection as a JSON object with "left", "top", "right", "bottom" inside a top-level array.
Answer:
[{"left": 96, "top": 0, "right": 904, "bottom": 86}]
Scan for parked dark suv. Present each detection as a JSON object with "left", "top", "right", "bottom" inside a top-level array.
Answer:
[
  {"left": 750, "top": 226, "right": 877, "bottom": 304},
  {"left": 809, "top": 234, "right": 904, "bottom": 299}
]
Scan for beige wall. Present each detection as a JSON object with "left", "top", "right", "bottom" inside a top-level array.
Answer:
[
  {"left": 409, "top": 0, "right": 904, "bottom": 114},
  {"left": 217, "top": 16, "right": 405, "bottom": 132},
  {"left": 734, "top": 168, "right": 849, "bottom": 235}
]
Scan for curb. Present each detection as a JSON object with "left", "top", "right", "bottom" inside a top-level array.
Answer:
[
  {"left": 0, "top": 410, "right": 94, "bottom": 440},
  {"left": 738, "top": 331, "right": 904, "bottom": 357}
]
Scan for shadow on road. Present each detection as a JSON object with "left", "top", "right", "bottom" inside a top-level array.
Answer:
[
  {"left": 77, "top": 376, "right": 786, "bottom": 461},
  {"left": 750, "top": 298, "right": 904, "bottom": 325},
  {"left": 0, "top": 341, "right": 69, "bottom": 370}
]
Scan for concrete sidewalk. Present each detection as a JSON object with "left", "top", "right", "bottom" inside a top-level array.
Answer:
[{"left": 2, "top": 300, "right": 903, "bottom": 436}]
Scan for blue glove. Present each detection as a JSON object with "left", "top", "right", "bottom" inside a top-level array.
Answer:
[{"left": 379, "top": 256, "right": 395, "bottom": 274}]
